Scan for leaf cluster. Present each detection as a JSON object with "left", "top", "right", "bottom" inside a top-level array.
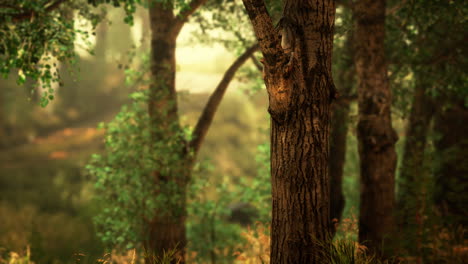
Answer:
[
  {"left": 86, "top": 90, "right": 191, "bottom": 250},
  {"left": 0, "top": 0, "right": 107, "bottom": 106},
  {"left": 190, "top": 0, "right": 256, "bottom": 52}
]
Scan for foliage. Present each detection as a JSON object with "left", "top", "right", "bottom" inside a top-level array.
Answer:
[
  {"left": 237, "top": 143, "right": 271, "bottom": 222},
  {"left": 86, "top": 90, "right": 191, "bottom": 251},
  {"left": 187, "top": 163, "right": 243, "bottom": 263},
  {"left": 191, "top": 0, "right": 256, "bottom": 51},
  {"left": 387, "top": 0, "right": 468, "bottom": 112},
  {"left": 233, "top": 222, "right": 270, "bottom": 264},
  {"left": 186, "top": 142, "right": 271, "bottom": 263},
  {"left": 315, "top": 239, "right": 401, "bottom": 264},
  {"left": 0, "top": 0, "right": 196, "bottom": 107},
  {"left": 89, "top": 0, "right": 193, "bottom": 25},
  {"left": 0, "top": 0, "right": 108, "bottom": 106}
]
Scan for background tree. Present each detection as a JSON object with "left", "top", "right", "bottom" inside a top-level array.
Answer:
[
  {"left": 353, "top": 0, "right": 398, "bottom": 257},
  {"left": 1, "top": 0, "right": 265, "bottom": 262},
  {"left": 87, "top": 1, "right": 261, "bottom": 263},
  {"left": 389, "top": 0, "right": 468, "bottom": 257},
  {"left": 242, "top": 0, "right": 336, "bottom": 262}
]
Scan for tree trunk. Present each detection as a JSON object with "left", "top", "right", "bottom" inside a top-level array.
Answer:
[
  {"left": 329, "top": 28, "right": 355, "bottom": 232},
  {"left": 433, "top": 97, "right": 468, "bottom": 229},
  {"left": 242, "top": 0, "right": 336, "bottom": 263},
  {"left": 146, "top": 3, "right": 186, "bottom": 263},
  {"left": 396, "top": 76, "right": 433, "bottom": 255},
  {"left": 353, "top": 0, "right": 398, "bottom": 257}
]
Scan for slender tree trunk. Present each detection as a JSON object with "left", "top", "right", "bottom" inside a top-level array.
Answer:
[
  {"left": 433, "top": 97, "right": 468, "bottom": 229},
  {"left": 146, "top": 3, "right": 186, "bottom": 263},
  {"left": 396, "top": 76, "right": 433, "bottom": 255},
  {"left": 353, "top": 0, "right": 398, "bottom": 257},
  {"left": 242, "top": 0, "right": 336, "bottom": 263},
  {"left": 330, "top": 28, "right": 355, "bottom": 232}
]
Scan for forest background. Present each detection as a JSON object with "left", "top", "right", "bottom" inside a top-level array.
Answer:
[{"left": 0, "top": 0, "right": 466, "bottom": 263}]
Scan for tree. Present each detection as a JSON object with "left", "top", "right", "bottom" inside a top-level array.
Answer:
[
  {"left": 85, "top": 1, "right": 261, "bottom": 262},
  {"left": 433, "top": 98, "right": 468, "bottom": 229},
  {"left": 2, "top": 0, "right": 259, "bottom": 261},
  {"left": 145, "top": 1, "right": 260, "bottom": 262},
  {"left": 89, "top": 43, "right": 258, "bottom": 263},
  {"left": 241, "top": 0, "right": 336, "bottom": 262},
  {"left": 352, "top": 0, "right": 398, "bottom": 257}
]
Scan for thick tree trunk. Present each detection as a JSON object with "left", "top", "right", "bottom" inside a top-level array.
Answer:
[
  {"left": 353, "top": 0, "right": 398, "bottom": 257},
  {"left": 396, "top": 76, "right": 433, "bottom": 254},
  {"left": 329, "top": 28, "right": 355, "bottom": 231},
  {"left": 433, "top": 97, "right": 468, "bottom": 229},
  {"left": 242, "top": 0, "right": 336, "bottom": 263}
]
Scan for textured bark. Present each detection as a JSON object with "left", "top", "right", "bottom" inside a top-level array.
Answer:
[
  {"left": 353, "top": 0, "right": 398, "bottom": 257},
  {"left": 396, "top": 76, "right": 433, "bottom": 254},
  {"left": 242, "top": 0, "right": 336, "bottom": 263},
  {"left": 329, "top": 29, "right": 355, "bottom": 232},
  {"left": 433, "top": 97, "right": 468, "bottom": 229}
]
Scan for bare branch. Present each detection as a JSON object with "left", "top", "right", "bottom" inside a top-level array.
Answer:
[
  {"left": 189, "top": 44, "right": 260, "bottom": 157},
  {"left": 242, "top": 0, "right": 281, "bottom": 64}
]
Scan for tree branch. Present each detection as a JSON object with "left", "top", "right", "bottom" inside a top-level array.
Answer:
[
  {"left": 172, "top": 0, "right": 208, "bottom": 35},
  {"left": 242, "top": 0, "right": 281, "bottom": 64},
  {"left": 189, "top": 44, "right": 259, "bottom": 157},
  {"left": 250, "top": 54, "right": 263, "bottom": 72}
]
